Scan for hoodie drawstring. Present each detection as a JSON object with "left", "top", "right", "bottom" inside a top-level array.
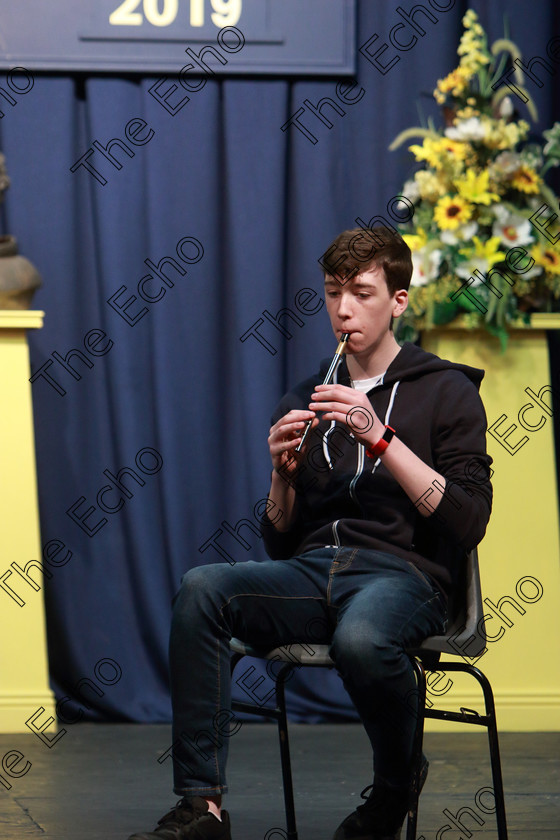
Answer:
[
  {"left": 369, "top": 380, "right": 400, "bottom": 475},
  {"left": 322, "top": 365, "right": 340, "bottom": 470}
]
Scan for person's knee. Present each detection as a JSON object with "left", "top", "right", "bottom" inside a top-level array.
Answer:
[
  {"left": 331, "top": 626, "right": 402, "bottom": 686},
  {"left": 180, "top": 563, "right": 215, "bottom": 591},
  {"left": 173, "top": 563, "right": 224, "bottom": 611}
]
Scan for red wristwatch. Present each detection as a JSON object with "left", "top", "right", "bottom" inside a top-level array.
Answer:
[{"left": 365, "top": 426, "right": 396, "bottom": 458}]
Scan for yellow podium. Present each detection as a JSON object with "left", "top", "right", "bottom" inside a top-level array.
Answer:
[
  {"left": 0, "top": 310, "right": 56, "bottom": 732},
  {"left": 422, "top": 314, "right": 560, "bottom": 731}
]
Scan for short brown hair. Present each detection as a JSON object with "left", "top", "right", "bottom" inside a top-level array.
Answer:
[{"left": 321, "top": 226, "right": 412, "bottom": 295}]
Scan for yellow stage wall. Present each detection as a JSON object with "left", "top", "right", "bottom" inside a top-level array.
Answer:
[
  {"left": 0, "top": 311, "right": 56, "bottom": 734},
  {"left": 422, "top": 316, "right": 560, "bottom": 731}
]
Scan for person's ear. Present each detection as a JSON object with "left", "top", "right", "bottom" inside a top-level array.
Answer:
[{"left": 392, "top": 289, "right": 408, "bottom": 318}]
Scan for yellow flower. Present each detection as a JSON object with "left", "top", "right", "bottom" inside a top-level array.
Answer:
[
  {"left": 434, "top": 9, "right": 489, "bottom": 103},
  {"left": 455, "top": 169, "right": 500, "bottom": 204},
  {"left": 409, "top": 137, "right": 470, "bottom": 170},
  {"left": 414, "top": 171, "right": 447, "bottom": 202},
  {"left": 402, "top": 227, "right": 428, "bottom": 251},
  {"left": 511, "top": 164, "right": 541, "bottom": 194},
  {"left": 483, "top": 118, "right": 529, "bottom": 150},
  {"left": 458, "top": 13, "right": 489, "bottom": 66},
  {"left": 462, "top": 10, "right": 485, "bottom": 42},
  {"left": 438, "top": 137, "right": 471, "bottom": 161},
  {"left": 435, "top": 67, "right": 470, "bottom": 101},
  {"left": 409, "top": 139, "right": 431, "bottom": 163},
  {"left": 456, "top": 105, "right": 480, "bottom": 121},
  {"left": 459, "top": 236, "right": 506, "bottom": 269},
  {"left": 461, "top": 48, "right": 489, "bottom": 67},
  {"left": 531, "top": 244, "right": 560, "bottom": 274},
  {"left": 434, "top": 195, "right": 474, "bottom": 230}
]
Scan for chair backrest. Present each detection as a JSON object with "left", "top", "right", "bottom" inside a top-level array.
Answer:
[{"left": 419, "top": 547, "right": 486, "bottom": 658}]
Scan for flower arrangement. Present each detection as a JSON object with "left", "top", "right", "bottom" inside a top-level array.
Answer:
[{"left": 391, "top": 9, "right": 560, "bottom": 349}]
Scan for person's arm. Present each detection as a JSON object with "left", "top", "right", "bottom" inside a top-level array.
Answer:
[
  {"left": 371, "top": 434, "right": 447, "bottom": 514},
  {"left": 309, "top": 383, "right": 447, "bottom": 513},
  {"left": 310, "top": 378, "right": 492, "bottom": 549}
]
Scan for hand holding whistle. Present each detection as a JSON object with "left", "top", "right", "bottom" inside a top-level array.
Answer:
[{"left": 294, "top": 333, "right": 350, "bottom": 453}]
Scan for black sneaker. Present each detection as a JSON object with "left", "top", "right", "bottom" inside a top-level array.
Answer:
[
  {"left": 127, "top": 796, "right": 232, "bottom": 840},
  {"left": 332, "top": 759, "right": 429, "bottom": 840}
]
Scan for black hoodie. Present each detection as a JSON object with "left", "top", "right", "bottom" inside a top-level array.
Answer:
[{"left": 261, "top": 342, "right": 493, "bottom": 603}]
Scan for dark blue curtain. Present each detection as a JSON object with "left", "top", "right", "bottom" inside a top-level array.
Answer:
[{"left": 1, "top": 0, "right": 558, "bottom": 722}]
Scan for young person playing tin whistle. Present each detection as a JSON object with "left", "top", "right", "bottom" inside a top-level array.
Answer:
[{"left": 128, "top": 226, "right": 492, "bottom": 840}]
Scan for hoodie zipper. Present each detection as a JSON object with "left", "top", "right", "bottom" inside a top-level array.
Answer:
[
  {"left": 348, "top": 380, "right": 401, "bottom": 507},
  {"left": 326, "top": 372, "right": 400, "bottom": 542}
]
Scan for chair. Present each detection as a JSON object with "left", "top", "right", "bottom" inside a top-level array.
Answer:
[{"left": 229, "top": 548, "right": 508, "bottom": 840}]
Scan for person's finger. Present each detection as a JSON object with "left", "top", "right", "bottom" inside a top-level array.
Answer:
[
  {"left": 311, "top": 388, "right": 354, "bottom": 406},
  {"left": 270, "top": 411, "right": 315, "bottom": 436},
  {"left": 313, "top": 383, "right": 355, "bottom": 398},
  {"left": 308, "top": 400, "right": 342, "bottom": 412},
  {"left": 270, "top": 419, "right": 313, "bottom": 445}
]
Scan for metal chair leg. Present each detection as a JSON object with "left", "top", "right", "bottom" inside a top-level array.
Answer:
[
  {"left": 406, "top": 657, "right": 427, "bottom": 840},
  {"left": 274, "top": 663, "right": 299, "bottom": 840},
  {"left": 419, "top": 662, "right": 509, "bottom": 840},
  {"left": 486, "top": 709, "right": 508, "bottom": 840},
  {"left": 230, "top": 652, "right": 299, "bottom": 840},
  {"left": 462, "top": 665, "right": 509, "bottom": 840}
]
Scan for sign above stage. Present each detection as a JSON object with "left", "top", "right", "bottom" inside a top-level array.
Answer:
[{"left": 0, "top": 0, "right": 356, "bottom": 76}]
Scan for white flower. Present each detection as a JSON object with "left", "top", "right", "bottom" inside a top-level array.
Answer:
[
  {"left": 445, "top": 117, "right": 487, "bottom": 141},
  {"left": 492, "top": 204, "right": 509, "bottom": 223},
  {"left": 402, "top": 178, "right": 421, "bottom": 203},
  {"left": 456, "top": 257, "right": 493, "bottom": 283},
  {"left": 410, "top": 247, "right": 442, "bottom": 287},
  {"left": 441, "top": 221, "right": 478, "bottom": 245},
  {"left": 490, "top": 151, "right": 522, "bottom": 176},
  {"left": 491, "top": 209, "right": 533, "bottom": 247},
  {"left": 498, "top": 96, "right": 514, "bottom": 118}
]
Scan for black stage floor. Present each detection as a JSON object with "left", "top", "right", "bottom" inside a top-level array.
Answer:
[{"left": 1, "top": 724, "right": 558, "bottom": 839}]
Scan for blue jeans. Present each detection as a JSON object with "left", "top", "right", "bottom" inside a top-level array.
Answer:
[{"left": 168, "top": 547, "right": 447, "bottom": 796}]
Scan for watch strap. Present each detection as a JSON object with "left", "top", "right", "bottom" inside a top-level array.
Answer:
[{"left": 365, "top": 425, "right": 395, "bottom": 459}]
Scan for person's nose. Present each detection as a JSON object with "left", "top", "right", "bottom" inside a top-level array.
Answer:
[{"left": 336, "top": 292, "right": 354, "bottom": 320}]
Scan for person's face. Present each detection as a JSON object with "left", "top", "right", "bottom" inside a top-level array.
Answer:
[{"left": 324, "top": 266, "right": 408, "bottom": 355}]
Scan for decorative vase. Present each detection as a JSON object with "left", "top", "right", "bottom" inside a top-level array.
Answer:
[{"left": 0, "top": 234, "right": 42, "bottom": 309}]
